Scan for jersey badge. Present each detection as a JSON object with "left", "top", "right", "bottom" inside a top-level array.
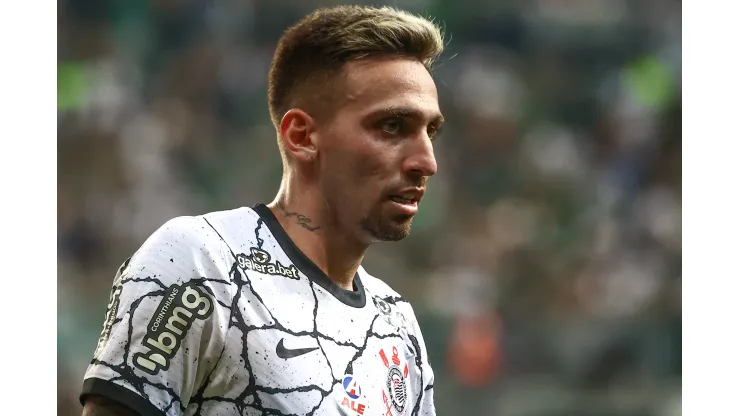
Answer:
[
  {"left": 340, "top": 374, "right": 367, "bottom": 415},
  {"left": 379, "top": 346, "right": 409, "bottom": 415}
]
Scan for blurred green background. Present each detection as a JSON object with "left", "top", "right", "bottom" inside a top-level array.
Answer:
[{"left": 57, "top": 0, "right": 681, "bottom": 415}]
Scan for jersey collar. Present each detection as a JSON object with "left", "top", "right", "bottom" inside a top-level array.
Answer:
[{"left": 252, "top": 203, "right": 367, "bottom": 308}]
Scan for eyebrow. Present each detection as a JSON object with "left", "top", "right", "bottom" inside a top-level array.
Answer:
[{"left": 371, "top": 106, "right": 445, "bottom": 127}]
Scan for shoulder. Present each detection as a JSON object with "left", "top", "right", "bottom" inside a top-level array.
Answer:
[
  {"left": 136, "top": 214, "right": 221, "bottom": 266},
  {"left": 199, "top": 206, "right": 268, "bottom": 251},
  {"left": 360, "top": 268, "right": 432, "bottom": 360},
  {"left": 200, "top": 206, "right": 262, "bottom": 233},
  {"left": 141, "top": 207, "right": 257, "bottom": 262},
  {"left": 114, "top": 207, "right": 266, "bottom": 300},
  {"left": 359, "top": 267, "right": 418, "bottom": 320},
  {"left": 126, "top": 209, "right": 256, "bottom": 288},
  {"left": 153, "top": 207, "right": 258, "bottom": 245},
  {"left": 359, "top": 268, "right": 405, "bottom": 302}
]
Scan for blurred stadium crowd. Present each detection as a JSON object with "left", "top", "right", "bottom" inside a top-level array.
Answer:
[{"left": 58, "top": 0, "right": 681, "bottom": 415}]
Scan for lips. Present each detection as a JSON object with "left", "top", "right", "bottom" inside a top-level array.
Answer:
[
  {"left": 388, "top": 188, "right": 424, "bottom": 205},
  {"left": 390, "top": 195, "right": 416, "bottom": 204}
]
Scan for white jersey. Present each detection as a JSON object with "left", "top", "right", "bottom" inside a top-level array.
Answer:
[{"left": 81, "top": 204, "right": 436, "bottom": 416}]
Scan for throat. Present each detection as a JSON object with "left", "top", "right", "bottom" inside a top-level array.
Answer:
[
  {"left": 327, "top": 268, "right": 360, "bottom": 292},
  {"left": 276, "top": 201, "right": 322, "bottom": 232},
  {"left": 266, "top": 200, "right": 366, "bottom": 291}
]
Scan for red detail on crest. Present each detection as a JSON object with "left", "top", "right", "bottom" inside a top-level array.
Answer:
[
  {"left": 392, "top": 346, "right": 401, "bottom": 366},
  {"left": 379, "top": 349, "right": 389, "bottom": 368},
  {"left": 381, "top": 389, "right": 393, "bottom": 416},
  {"left": 404, "top": 364, "right": 409, "bottom": 378}
]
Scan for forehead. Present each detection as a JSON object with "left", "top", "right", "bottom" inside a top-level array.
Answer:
[{"left": 339, "top": 58, "right": 441, "bottom": 117}]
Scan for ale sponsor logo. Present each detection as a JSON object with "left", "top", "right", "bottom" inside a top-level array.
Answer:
[{"left": 340, "top": 374, "right": 367, "bottom": 415}]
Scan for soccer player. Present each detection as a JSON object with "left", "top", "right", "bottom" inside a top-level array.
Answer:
[{"left": 80, "top": 5, "right": 445, "bottom": 416}]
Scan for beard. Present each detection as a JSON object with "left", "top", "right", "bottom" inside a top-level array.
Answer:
[
  {"left": 360, "top": 202, "right": 415, "bottom": 242},
  {"left": 324, "top": 187, "right": 416, "bottom": 243},
  {"left": 320, "top": 157, "right": 425, "bottom": 243}
]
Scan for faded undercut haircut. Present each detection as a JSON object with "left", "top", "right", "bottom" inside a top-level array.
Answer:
[{"left": 267, "top": 5, "right": 445, "bottom": 149}]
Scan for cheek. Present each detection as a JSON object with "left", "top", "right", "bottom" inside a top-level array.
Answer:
[
  {"left": 354, "top": 152, "right": 387, "bottom": 181},
  {"left": 329, "top": 147, "right": 390, "bottom": 184},
  {"left": 327, "top": 156, "right": 382, "bottom": 197},
  {"left": 321, "top": 126, "right": 398, "bottom": 189},
  {"left": 324, "top": 153, "right": 387, "bottom": 210},
  {"left": 354, "top": 137, "right": 400, "bottom": 180}
]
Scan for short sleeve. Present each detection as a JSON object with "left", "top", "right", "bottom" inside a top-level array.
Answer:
[
  {"left": 400, "top": 303, "right": 437, "bottom": 416},
  {"left": 80, "top": 216, "right": 233, "bottom": 416}
]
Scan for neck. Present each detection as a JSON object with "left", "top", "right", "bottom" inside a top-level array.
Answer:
[{"left": 266, "top": 179, "right": 367, "bottom": 291}]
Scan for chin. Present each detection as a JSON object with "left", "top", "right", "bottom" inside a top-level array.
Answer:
[
  {"left": 377, "top": 229, "right": 410, "bottom": 242},
  {"left": 362, "top": 215, "right": 414, "bottom": 242}
]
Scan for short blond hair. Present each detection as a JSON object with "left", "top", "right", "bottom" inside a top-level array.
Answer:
[{"left": 267, "top": 5, "right": 445, "bottom": 132}]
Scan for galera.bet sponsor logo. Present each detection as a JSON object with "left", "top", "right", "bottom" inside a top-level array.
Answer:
[
  {"left": 133, "top": 282, "right": 213, "bottom": 375},
  {"left": 237, "top": 247, "right": 299, "bottom": 279}
]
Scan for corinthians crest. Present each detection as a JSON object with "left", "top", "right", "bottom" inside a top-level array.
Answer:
[{"left": 379, "top": 346, "right": 409, "bottom": 415}]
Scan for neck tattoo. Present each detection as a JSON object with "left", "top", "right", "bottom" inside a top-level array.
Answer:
[{"left": 278, "top": 202, "right": 321, "bottom": 232}]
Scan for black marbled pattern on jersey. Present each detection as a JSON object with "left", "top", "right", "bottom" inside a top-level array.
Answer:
[
  {"left": 90, "top": 287, "right": 184, "bottom": 412},
  {"left": 196, "top": 218, "right": 399, "bottom": 415},
  {"left": 82, "top": 207, "right": 435, "bottom": 416}
]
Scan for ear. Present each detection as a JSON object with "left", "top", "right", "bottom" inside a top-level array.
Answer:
[{"left": 279, "top": 109, "right": 318, "bottom": 162}]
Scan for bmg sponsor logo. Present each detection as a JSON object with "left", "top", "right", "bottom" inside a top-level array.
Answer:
[{"left": 133, "top": 283, "right": 212, "bottom": 375}]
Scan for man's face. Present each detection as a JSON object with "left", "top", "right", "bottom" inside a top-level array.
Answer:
[{"left": 316, "top": 58, "right": 443, "bottom": 243}]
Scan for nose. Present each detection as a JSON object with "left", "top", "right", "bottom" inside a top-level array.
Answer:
[{"left": 402, "top": 133, "right": 438, "bottom": 178}]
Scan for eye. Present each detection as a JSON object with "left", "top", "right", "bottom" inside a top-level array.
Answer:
[
  {"left": 427, "top": 124, "right": 442, "bottom": 141},
  {"left": 379, "top": 118, "right": 404, "bottom": 136},
  {"left": 427, "top": 125, "right": 438, "bottom": 141}
]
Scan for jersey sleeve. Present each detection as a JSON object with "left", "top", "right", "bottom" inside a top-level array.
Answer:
[
  {"left": 398, "top": 302, "right": 437, "bottom": 416},
  {"left": 411, "top": 315, "right": 436, "bottom": 416},
  {"left": 80, "top": 216, "right": 233, "bottom": 416}
]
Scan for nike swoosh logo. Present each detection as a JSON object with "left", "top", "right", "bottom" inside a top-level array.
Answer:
[{"left": 276, "top": 338, "right": 319, "bottom": 359}]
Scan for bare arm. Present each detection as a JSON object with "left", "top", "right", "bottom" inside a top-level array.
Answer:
[{"left": 81, "top": 396, "right": 140, "bottom": 416}]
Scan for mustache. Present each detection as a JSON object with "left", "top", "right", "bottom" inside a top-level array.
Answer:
[{"left": 384, "top": 177, "right": 427, "bottom": 194}]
